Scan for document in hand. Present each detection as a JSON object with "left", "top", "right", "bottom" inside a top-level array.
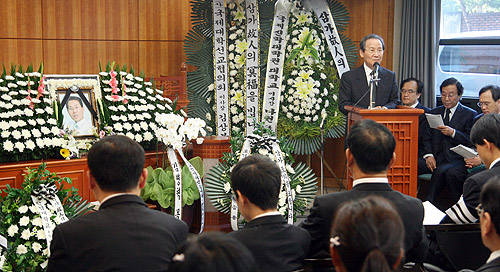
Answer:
[
  {"left": 450, "top": 144, "right": 478, "bottom": 159},
  {"left": 425, "top": 113, "right": 444, "bottom": 129}
]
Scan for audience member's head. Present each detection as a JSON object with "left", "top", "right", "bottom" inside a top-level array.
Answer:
[
  {"left": 168, "top": 232, "right": 257, "bottom": 272},
  {"left": 231, "top": 154, "right": 281, "bottom": 220},
  {"left": 87, "top": 135, "right": 146, "bottom": 193},
  {"left": 330, "top": 196, "right": 404, "bottom": 272},
  {"left": 346, "top": 119, "right": 395, "bottom": 174},
  {"left": 470, "top": 113, "right": 500, "bottom": 167},
  {"left": 479, "top": 176, "right": 500, "bottom": 252},
  {"left": 400, "top": 77, "right": 424, "bottom": 106},
  {"left": 440, "top": 77, "right": 463, "bottom": 109},
  {"left": 478, "top": 85, "right": 500, "bottom": 114}
]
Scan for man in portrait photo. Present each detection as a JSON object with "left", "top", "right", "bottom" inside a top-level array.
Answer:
[{"left": 64, "top": 96, "right": 94, "bottom": 136}]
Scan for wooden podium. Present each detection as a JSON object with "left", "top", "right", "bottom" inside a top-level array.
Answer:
[{"left": 344, "top": 105, "right": 424, "bottom": 197}]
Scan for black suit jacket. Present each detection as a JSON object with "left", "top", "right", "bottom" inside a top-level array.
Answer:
[
  {"left": 339, "top": 65, "right": 399, "bottom": 115},
  {"left": 300, "top": 183, "right": 428, "bottom": 262},
  {"left": 415, "top": 102, "right": 431, "bottom": 157},
  {"left": 422, "top": 103, "right": 477, "bottom": 164},
  {"left": 442, "top": 161, "right": 500, "bottom": 224},
  {"left": 228, "top": 214, "right": 310, "bottom": 272},
  {"left": 47, "top": 195, "right": 188, "bottom": 272},
  {"left": 477, "top": 256, "right": 500, "bottom": 272}
]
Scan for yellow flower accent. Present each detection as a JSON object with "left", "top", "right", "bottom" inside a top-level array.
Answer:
[
  {"left": 296, "top": 12, "right": 310, "bottom": 24},
  {"left": 298, "top": 70, "right": 313, "bottom": 80},
  {"left": 234, "top": 10, "right": 245, "bottom": 22},
  {"left": 235, "top": 40, "right": 248, "bottom": 53},
  {"left": 60, "top": 148, "right": 70, "bottom": 158},
  {"left": 233, "top": 91, "right": 244, "bottom": 103},
  {"left": 235, "top": 54, "right": 246, "bottom": 67}
]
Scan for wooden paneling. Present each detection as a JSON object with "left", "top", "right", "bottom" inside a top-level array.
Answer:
[
  {"left": 42, "top": 0, "right": 139, "bottom": 40},
  {"left": 0, "top": 0, "right": 43, "bottom": 39},
  {"left": 139, "top": 0, "right": 192, "bottom": 41},
  {"left": 0, "top": 39, "right": 44, "bottom": 69},
  {"left": 43, "top": 40, "right": 139, "bottom": 74},
  {"left": 139, "top": 41, "right": 185, "bottom": 77}
]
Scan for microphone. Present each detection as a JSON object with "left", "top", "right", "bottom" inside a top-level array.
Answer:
[
  {"left": 320, "top": 110, "right": 327, "bottom": 129},
  {"left": 372, "top": 62, "right": 380, "bottom": 76}
]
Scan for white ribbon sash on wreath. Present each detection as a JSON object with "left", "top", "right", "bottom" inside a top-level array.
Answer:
[
  {"left": 0, "top": 234, "right": 7, "bottom": 249},
  {"left": 244, "top": 0, "right": 260, "bottom": 135},
  {"left": 230, "top": 135, "right": 294, "bottom": 230},
  {"left": 167, "top": 148, "right": 183, "bottom": 219},
  {"left": 213, "top": 0, "right": 231, "bottom": 136},
  {"left": 305, "top": 0, "right": 350, "bottom": 76},
  {"left": 30, "top": 184, "right": 68, "bottom": 247},
  {"left": 176, "top": 148, "right": 205, "bottom": 233},
  {"left": 261, "top": 0, "right": 293, "bottom": 132}
]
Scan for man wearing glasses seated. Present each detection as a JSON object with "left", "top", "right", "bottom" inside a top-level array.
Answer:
[
  {"left": 418, "top": 77, "right": 478, "bottom": 210},
  {"left": 400, "top": 77, "right": 430, "bottom": 160}
]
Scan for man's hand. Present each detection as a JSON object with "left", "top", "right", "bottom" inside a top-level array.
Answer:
[
  {"left": 436, "top": 125, "right": 454, "bottom": 137},
  {"left": 465, "top": 156, "right": 482, "bottom": 168},
  {"left": 425, "top": 156, "right": 437, "bottom": 172}
]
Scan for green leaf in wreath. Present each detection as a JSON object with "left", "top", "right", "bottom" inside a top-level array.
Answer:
[
  {"left": 165, "top": 170, "right": 175, "bottom": 188},
  {"left": 151, "top": 183, "right": 163, "bottom": 201},
  {"left": 145, "top": 166, "right": 155, "bottom": 184}
]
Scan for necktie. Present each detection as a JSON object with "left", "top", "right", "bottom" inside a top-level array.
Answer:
[
  {"left": 370, "top": 71, "right": 377, "bottom": 106},
  {"left": 444, "top": 108, "right": 451, "bottom": 125}
]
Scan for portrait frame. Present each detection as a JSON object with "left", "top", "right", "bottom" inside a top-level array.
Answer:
[{"left": 46, "top": 75, "right": 101, "bottom": 138}]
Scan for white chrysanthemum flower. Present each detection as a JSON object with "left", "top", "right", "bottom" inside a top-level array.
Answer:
[
  {"left": 21, "top": 229, "right": 31, "bottom": 240},
  {"left": 32, "top": 242, "right": 42, "bottom": 253},
  {"left": 37, "top": 229, "right": 46, "bottom": 240},
  {"left": 16, "top": 244, "right": 28, "bottom": 255},
  {"left": 29, "top": 205, "right": 38, "bottom": 214},
  {"left": 224, "top": 182, "right": 231, "bottom": 193},
  {"left": 7, "top": 225, "right": 19, "bottom": 237},
  {"left": 32, "top": 217, "right": 43, "bottom": 227}
]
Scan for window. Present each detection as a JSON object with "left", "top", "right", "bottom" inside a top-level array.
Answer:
[{"left": 436, "top": 0, "right": 500, "bottom": 98}]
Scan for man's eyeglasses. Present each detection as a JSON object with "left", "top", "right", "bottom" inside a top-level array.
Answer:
[
  {"left": 475, "top": 203, "right": 484, "bottom": 217},
  {"left": 477, "top": 101, "right": 491, "bottom": 107},
  {"left": 401, "top": 89, "right": 417, "bottom": 94}
]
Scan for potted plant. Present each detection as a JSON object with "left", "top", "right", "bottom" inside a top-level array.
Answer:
[{"left": 140, "top": 156, "right": 204, "bottom": 229}]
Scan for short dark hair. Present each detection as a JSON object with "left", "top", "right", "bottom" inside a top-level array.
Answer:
[
  {"left": 479, "top": 84, "right": 500, "bottom": 101},
  {"left": 87, "top": 135, "right": 145, "bottom": 192},
  {"left": 480, "top": 176, "right": 500, "bottom": 236},
  {"left": 470, "top": 113, "right": 500, "bottom": 148},
  {"left": 400, "top": 77, "right": 424, "bottom": 94},
  {"left": 331, "top": 196, "right": 404, "bottom": 272},
  {"left": 168, "top": 232, "right": 257, "bottom": 272},
  {"left": 347, "top": 119, "right": 395, "bottom": 173},
  {"left": 360, "top": 34, "right": 385, "bottom": 52},
  {"left": 67, "top": 96, "right": 83, "bottom": 107},
  {"left": 440, "top": 77, "right": 464, "bottom": 96},
  {"left": 231, "top": 154, "right": 281, "bottom": 210}
]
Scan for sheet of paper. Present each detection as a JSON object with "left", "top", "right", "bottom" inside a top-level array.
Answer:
[
  {"left": 450, "top": 144, "right": 478, "bottom": 159},
  {"left": 423, "top": 201, "right": 446, "bottom": 225},
  {"left": 425, "top": 113, "right": 444, "bottom": 129}
]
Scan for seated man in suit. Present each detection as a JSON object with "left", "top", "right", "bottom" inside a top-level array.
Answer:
[
  {"left": 339, "top": 34, "right": 399, "bottom": 115},
  {"left": 48, "top": 135, "right": 189, "bottom": 272},
  {"left": 300, "top": 119, "right": 428, "bottom": 263},
  {"left": 441, "top": 113, "right": 500, "bottom": 224},
  {"left": 228, "top": 154, "right": 310, "bottom": 272},
  {"left": 400, "top": 77, "right": 430, "bottom": 158},
  {"left": 418, "top": 77, "right": 478, "bottom": 210},
  {"left": 463, "top": 85, "right": 500, "bottom": 173},
  {"left": 476, "top": 176, "right": 500, "bottom": 271}
]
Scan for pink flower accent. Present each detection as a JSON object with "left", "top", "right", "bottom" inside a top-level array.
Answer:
[
  {"left": 99, "top": 130, "right": 106, "bottom": 138},
  {"left": 109, "top": 70, "right": 118, "bottom": 94},
  {"left": 37, "top": 76, "right": 46, "bottom": 98},
  {"left": 122, "top": 99, "right": 128, "bottom": 104},
  {"left": 25, "top": 95, "right": 34, "bottom": 109},
  {"left": 111, "top": 95, "right": 120, "bottom": 102}
]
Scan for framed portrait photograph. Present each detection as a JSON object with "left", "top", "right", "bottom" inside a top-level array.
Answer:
[{"left": 46, "top": 75, "right": 101, "bottom": 138}]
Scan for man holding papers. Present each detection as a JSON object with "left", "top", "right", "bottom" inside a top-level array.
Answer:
[
  {"left": 419, "top": 77, "right": 477, "bottom": 210},
  {"left": 442, "top": 113, "right": 500, "bottom": 224}
]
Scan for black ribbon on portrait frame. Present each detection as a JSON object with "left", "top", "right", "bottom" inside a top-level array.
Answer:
[{"left": 60, "top": 86, "right": 98, "bottom": 121}]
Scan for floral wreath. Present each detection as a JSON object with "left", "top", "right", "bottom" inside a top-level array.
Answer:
[
  {"left": 204, "top": 121, "right": 317, "bottom": 220},
  {"left": 185, "top": 0, "right": 358, "bottom": 155}
]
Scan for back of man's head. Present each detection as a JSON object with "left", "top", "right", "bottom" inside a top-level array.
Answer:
[
  {"left": 87, "top": 135, "right": 145, "bottom": 192},
  {"left": 480, "top": 176, "right": 500, "bottom": 236},
  {"left": 231, "top": 154, "right": 281, "bottom": 210},
  {"left": 471, "top": 113, "right": 500, "bottom": 148},
  {"left": 347, "top": 119, "right": 395, "bottom": 174}
]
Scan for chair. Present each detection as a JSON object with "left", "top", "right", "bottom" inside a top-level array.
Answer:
[{"left": 426, "top": 224, "right": 490, "bottom": 271}]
